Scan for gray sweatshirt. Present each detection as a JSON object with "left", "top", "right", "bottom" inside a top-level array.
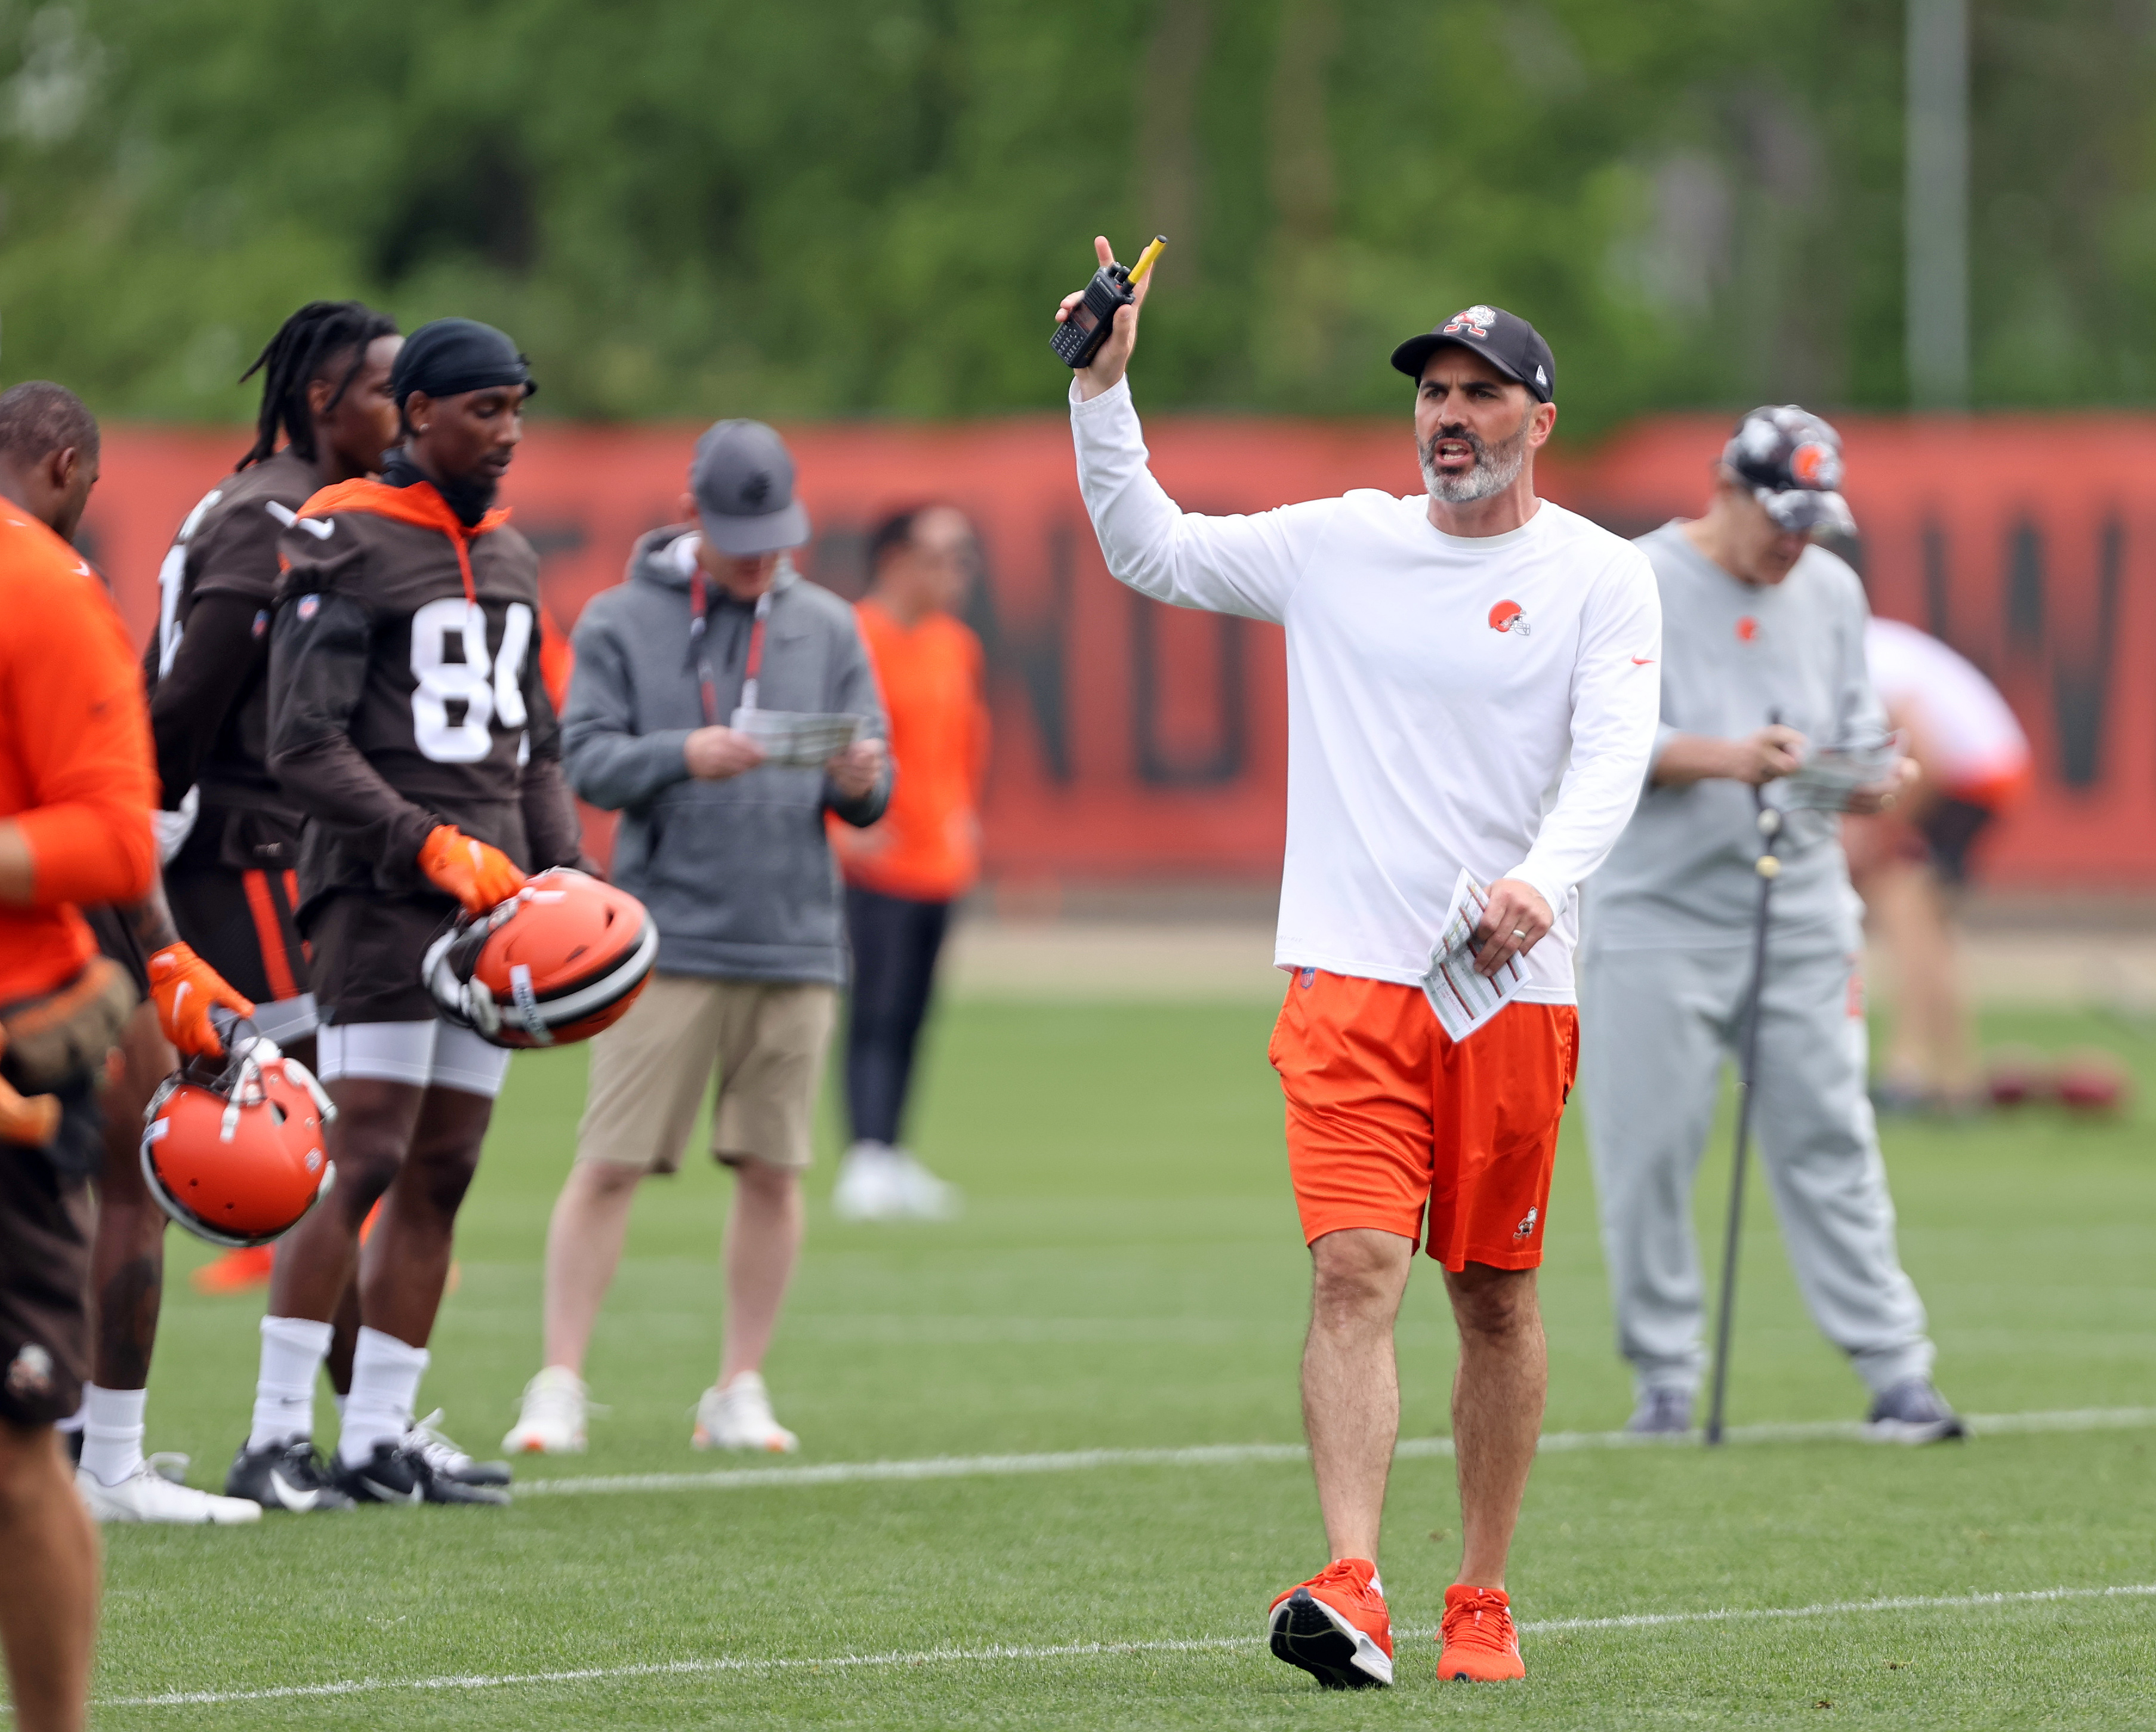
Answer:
[
  {"left": 561, "top": 526, "right": 891, "bottom": 985},
  {"left": 1584, "top": 522, "right": 1882, "bottom": 950}
]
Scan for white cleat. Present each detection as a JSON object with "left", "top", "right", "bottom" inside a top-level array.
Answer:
[
  {"left": 885, "top": 1148, "right": 962, "bottom": 1220},
  {"left": 832, "top": 1142, "right": 903, "bottom": 1221},
  {"left": 692, "top": 1371, "right": 798, "bottom": 1453},
  {"left": 832, "top": 1142, "right": 961, "bottom": 1222},
  {"left": 78, "top": 1460, "right": 261, "bottom": 1525},
  {"left": 503, "top": 1367, "right": 589, "bottom": 1455}
]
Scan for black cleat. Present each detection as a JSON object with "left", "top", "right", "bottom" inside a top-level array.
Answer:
[
  {"left": 224, "top": 1438, "right": 356, "bottom": 1512},
  {"left": 404, "top": 1410, "right": 512, "bottom": 1488},
  {"left": 1269, "top": 1589, "right": 1390, "bottom": 1690},
  {"left": 334, "top": 1440, "right": 512, "bottom": 1506}
]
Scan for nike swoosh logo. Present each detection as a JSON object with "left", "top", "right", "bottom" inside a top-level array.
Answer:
[
  {"left": 265, "top": 502, "right": 298, "bottom": 526},
  {"left": 360, "top": 1474, "right": 422, "bottom": 1505},
  {"left": 295, "top": 517, "right": 335, "bottom": 540},
  {"left": 267, "top": 1470, "right": 322, "bottom": 1512},
  {"left": 1631, "top": 656, "right": 1655, "bottom": 665}
]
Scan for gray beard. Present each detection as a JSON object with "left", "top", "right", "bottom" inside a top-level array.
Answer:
[{"left": 1420, "top": 415, "right": 1531, "bottom": 504}]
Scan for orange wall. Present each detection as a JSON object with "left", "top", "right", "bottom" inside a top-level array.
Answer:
[{"left": 83, "top": 413, "right": 2154, "bottom": 891}]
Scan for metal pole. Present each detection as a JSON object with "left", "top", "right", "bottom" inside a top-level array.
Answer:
[
  {"left": 1906, "top": 0, "right": 1970, "bottom": 409},
  {"left": 1704, "top": 794, "right": 1781, "bottom": 1446}
]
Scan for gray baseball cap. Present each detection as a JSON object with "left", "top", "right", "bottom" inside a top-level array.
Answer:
[{"left": 690, "top": 419, "right": 810, "bottom": 555}]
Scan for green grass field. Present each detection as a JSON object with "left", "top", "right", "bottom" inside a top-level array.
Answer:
[{"left": 86, "top": 998, "right": 2156, "bottom": 1728}]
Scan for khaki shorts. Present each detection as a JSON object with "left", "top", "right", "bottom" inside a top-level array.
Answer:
[{"left": 575, "top": 975, "right": 837, "bottom": 1173}]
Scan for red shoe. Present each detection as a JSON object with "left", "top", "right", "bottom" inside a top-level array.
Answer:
[
  {"left": 190, "top": 1244, "right": 274, "bottom": 1295},
  {"left": 1437, "top": 1583, "right": 1525, "bottom": 1681},
  {"left": 1267, "top": 1558, "right": 1393, "bottom": 1688}
]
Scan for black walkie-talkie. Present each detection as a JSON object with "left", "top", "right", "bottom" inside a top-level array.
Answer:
[{"left": 1051, "top": 236, "right": 1166, "bottom": 369}]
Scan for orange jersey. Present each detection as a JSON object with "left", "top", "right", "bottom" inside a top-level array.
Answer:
[
  {"left": 830, "top": 601, "right": 989, "bottom": 902},
  {"left": 0, "top": 507, "right": 158, "bottom": 1003}
]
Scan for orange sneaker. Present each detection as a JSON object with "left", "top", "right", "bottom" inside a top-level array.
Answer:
[
  {"left": 1437, "top": 1583, "right": 1525, "bottom": 1681},
  {"left": 1267, "top": 1558, "right": 1393, "bottom": 1688},
  {"left": 190, "top": 1244, "right": 275, "bottom": 1295}
]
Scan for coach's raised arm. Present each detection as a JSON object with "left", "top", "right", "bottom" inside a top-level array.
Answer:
[{"left": 1055, "top": 238, "right": 1662, "bottom": 1685}]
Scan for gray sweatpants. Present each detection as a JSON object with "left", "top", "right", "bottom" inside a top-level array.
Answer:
[{"left": 1578, "top": 919, "right": 1934, "bottom": 1399}]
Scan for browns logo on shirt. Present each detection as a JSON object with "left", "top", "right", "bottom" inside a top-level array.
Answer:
[{"left": 267, "top": 477, "right": 582, "bottom": 924}]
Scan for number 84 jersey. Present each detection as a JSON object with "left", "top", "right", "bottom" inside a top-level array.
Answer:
[{"left": 267, "top": 476, "right": 582, "bottom": 913}]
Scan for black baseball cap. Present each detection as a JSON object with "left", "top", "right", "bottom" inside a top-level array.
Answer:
[
  {"left": 1722, "top": 405, "right": 1856, "bottom": 535},
  {"left": 1389, "top": 304, "right": 1555, "bottom": 403}
]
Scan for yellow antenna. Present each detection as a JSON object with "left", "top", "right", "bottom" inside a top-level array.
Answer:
[{"left": 1127, "top": 235, "right": 1168, "bottom": 288}]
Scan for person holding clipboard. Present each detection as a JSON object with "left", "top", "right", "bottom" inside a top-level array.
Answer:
[{"left": 504, "top": 420, "right": 889, "bottom": 1460}]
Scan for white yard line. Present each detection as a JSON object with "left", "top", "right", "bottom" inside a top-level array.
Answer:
[
  {"left": 513, "top": 1404, "right": 2156, "bottom": 1499},
  {"left": 91, "top": 1581, "right": 2156, "bottom": 1711}
]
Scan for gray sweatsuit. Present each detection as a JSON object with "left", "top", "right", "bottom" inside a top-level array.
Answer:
[
  {"left": 561, "top": 527, "right": 891, "bottom": 987},
  {"left": 1578, "top": 523, "right": 1936, "bottom": 1401}
]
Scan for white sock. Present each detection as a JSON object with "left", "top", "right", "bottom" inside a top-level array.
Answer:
[
  {"left": 249, "top": 1315, "right": 334, "bottom": 1451},
  {"left": 338, "top": 1327, "right": 430, "bottom": 1467},
  {"left": 54, "top": 1394, "right": 87, "bottom": 1435},
  {"left": 333, "top": 1392, "right": 347, "bottom": 1420},
  {"left": 79, "top": 1383, "right": 148, "bottom": 1487}
]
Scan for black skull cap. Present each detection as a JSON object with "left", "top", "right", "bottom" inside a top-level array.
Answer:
[{"left": 390, "top": 318, "right": 534, "bottom": 410}]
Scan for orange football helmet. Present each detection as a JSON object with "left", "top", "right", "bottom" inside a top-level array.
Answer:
[
  {"left": 422, "top": 867, "right": 658, "bottom": 1050},
  {"left": 140, "top": 1037, "right": 336, "bottom": 1248}
]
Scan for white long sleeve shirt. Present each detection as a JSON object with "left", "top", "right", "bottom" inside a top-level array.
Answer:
[{"left": 1072, "top": 378, "right": 1662, "bottom": 1003}]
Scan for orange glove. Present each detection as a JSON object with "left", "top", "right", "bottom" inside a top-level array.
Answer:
[
  {"left": 418, "top": 824, "right": 528, "bottom": 915},
  {"left": 146, "top": 941, "right": 257, "bottom": 1060}
]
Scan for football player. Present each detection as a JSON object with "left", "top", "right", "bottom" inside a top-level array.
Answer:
[
  {"left": 60, "top": 306, "right": 408, "bottom": 1525},
  {"left": 150, "top": 301, "right": 401, "bottom": 1314},
  {"left": 226, "top": 318, "right": 582, "bottom": 1508}
]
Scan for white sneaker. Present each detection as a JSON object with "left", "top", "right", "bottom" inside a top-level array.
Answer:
[
  {"left": 504, "top": 1367, "right": 589, "bottom": 1455},
  {"left": 886, "top": 1149, "right": 962, "bottom": 1221},
  {"left": 691, "top": 1371, "right": 798, "bottom": 1453},
  {"left": 832, "top": 1142, "right": 903, "bottom": 1221},
  {"left": 78, "top": 1460, "right": 261, "bottom": 1524}
]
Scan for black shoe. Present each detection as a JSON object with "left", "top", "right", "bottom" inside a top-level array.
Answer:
[
  {"left": 224, "top": 1437, "right": 357, "bottom": 1512},
  {"left": 334, "top": 1440, "right": 512, "bottom": 1506},
  {"left": 1864, "top": 1379, "right": 1967, "bottom": 1444},
  {"left": 404, "top": 1410, "right": 513, "bottom": 1488},
  {"left": 1625, "top": 1387, "right": 1694, "bottom": 1437}
]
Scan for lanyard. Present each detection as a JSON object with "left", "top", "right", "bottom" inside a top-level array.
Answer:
[{"left": 688, "top": 573, "right": 772, "bottom": 725}]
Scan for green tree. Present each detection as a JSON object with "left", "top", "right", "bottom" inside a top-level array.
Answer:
[{"left": 0, "top": 0, "right": 2148, "bottom": 436}]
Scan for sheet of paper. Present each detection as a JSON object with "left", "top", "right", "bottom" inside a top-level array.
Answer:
[
  {"left": 1420, "top": 869, "right": 1527, "bottom": 1043},
  {"left": 1781, "top": 728, "right": 1901, "bottom": 812},
  {"left": 730, "top": 708, "right": 863, "bottom": 769}
]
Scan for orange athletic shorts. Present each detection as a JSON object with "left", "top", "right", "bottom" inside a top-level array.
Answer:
[{"left": 1268, "top": 969, "right": 1579, "bottom": 1271}]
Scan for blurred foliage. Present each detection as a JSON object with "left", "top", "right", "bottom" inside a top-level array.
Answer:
[{"left": 0, "top": 0, "right": 2150, "bottom": 436}]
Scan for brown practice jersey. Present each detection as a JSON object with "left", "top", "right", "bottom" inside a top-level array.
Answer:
[
  {"left": 267, "top": 476, "right": 582, "bottom": 924},
  {"left": 144, "top": 448, "right": 317, "bottom": 854}
]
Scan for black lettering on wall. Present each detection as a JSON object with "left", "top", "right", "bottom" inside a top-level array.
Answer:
[
  {"left": 2004, "top": 517, "right": 2044, "bottom": 654},
  {"left": 964, "top": 523, "right": 1073, "bottom": 784},
  {"left": 1922, "top": 518, "right": 1951, "bottom": 646},
  {"left": 2051, "top": 516, "right": 2121, "bottom": 790},
  {"left": 1130, "top": 590, "right": 1245, "bottom": 786}
]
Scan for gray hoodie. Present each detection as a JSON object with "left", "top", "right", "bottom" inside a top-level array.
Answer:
[{"left": 561, "top": 526, "right": 891, "bottom": 985}]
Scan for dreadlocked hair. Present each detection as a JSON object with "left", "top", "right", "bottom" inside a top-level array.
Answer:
[{"left": 236, "top": 300, "right": 399, "bottom": 470}]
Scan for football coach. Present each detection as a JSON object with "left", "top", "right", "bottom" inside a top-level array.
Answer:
[
  {"left": 1060, "top": 239, "right": 1661, "bottom": 1687},
  {"left": 1578, "top": 407, "right": 1959, "bottom": 1445}
]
